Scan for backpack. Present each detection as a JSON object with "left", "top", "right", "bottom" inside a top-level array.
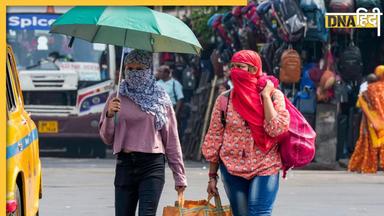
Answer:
[
  {"left": 210, "top": 14, "right": 233, "bottom": 47},
  {"left": 238, "top": 27, "right": 259, "bottom": 51},
  {"left": 260, "top": 41, "right": 280, "bottom": 75},
  {"left": 300, "top": 63, "right": 317, "bottom": 90},
  {"left": 334, "top": 78, "right": 351, "bottom": 103},
  {"left": 294, "top": 63, "right": 317, "bottom": 114},
  {"left": 295, "top": 88, "right": 317, "bottom": 114},
  {"left": 328, "top": 0, "right": 355, "bottom": 12},
  {"left": 300, "top": 0, "right": 329, "bottom": 42},
  {"left": 279, "top": 97, "right": 316, "bottom": 177},
  {"left": 308, "top": 64, "right": 324, "bottom": 84},
  {"left": 338, "top": 44, "right": 363, "bottom": 82},
  {"left": 222, "top": 12, "right": 242, "bottom": 51},
  {"left": 256, "top": 1, "right": 281, "bottom": 40},
  {"left": 316, "top": 47, "right": 336, "bottom": 101},
  {"left": 272, "top": 42, "right": 289, "bottom": 77},
  {"left": 242, "top": 2, "right": 268, "bottom": 44},
  {"left": 356, "top": 0, "right": 382, "bottom": 9},
  {"left": 279, "top": 47, "right": 302, "bottom": 84},
  {"left": 328, "top": 0, "right": 355, "bottom": 34},
  {"left": 271, "top": 0, "right": 307, "bottom": 42}
]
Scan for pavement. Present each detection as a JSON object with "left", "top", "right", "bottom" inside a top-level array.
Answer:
[{"left": 39, "top": 158, "right": 384, "bottom": 216}]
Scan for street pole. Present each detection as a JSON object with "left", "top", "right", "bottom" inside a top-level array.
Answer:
[{"left": 197, "top": 75, "right": 218, "bottom": 160}]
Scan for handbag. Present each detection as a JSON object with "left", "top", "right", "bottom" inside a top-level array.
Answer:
[
  {"left": 163, "top": 193, "right": 232, "bottom": 216},
  {"left": 256, "top": 75, "right": 316, "bottom": 176},
  {"left": 279, "top": 97, "right": 317, "bottom": 178}
]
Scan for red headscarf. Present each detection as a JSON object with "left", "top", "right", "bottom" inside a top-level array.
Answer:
[{"left": 230, "top": 50, "right": 279, "bottom": 153}]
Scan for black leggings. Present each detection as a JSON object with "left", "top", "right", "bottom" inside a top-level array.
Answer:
[{"left": 114, "top": 152, "right": 165, "bottom": 216}]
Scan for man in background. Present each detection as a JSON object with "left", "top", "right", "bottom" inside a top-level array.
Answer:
[{"left": 157, "top": 65, "right": 184, "bottom": 117}]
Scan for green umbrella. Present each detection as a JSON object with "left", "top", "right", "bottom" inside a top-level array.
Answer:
[
  {"left": 50, "top": 6, "right": 201, "bottom": 99},
  {"left": 50, "top": 6, "right": 201, "bottom": 55}
]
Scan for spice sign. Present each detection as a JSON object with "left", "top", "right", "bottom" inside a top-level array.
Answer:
[
  {"left": 325, "top": 7, "right": 383, "bottom": 36},
  {"left": 7, "top": 14, "right": 59, "bottom": 30}
]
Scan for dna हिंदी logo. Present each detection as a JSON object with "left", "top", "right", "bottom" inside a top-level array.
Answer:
[{"left": 325, "top": 7, "right": 383, "bottom": 36}]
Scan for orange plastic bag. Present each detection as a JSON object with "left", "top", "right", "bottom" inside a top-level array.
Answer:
[{"left": 163, "top": 193, "right": 232, "bottom": 216}]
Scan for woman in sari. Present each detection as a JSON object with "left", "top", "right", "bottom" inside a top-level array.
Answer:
[{"left": 348, "top": 65, "right": 384, "bottom": 173}]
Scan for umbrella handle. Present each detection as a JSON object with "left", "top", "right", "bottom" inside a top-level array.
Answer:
[
  {"left": 114, "top": 113, "right": 118, "bottom": 124},
  {"left": 68, "top": 37, "right": 75, "bottom": 48},
  {"left": 116, "top": 47, "right": 125, "bottom": 98},
  {"left": 114, "top": 48, "right": 125, "bottom": 125}
]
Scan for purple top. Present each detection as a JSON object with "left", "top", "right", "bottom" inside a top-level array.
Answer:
[{"left": 99, "top": 93, "right": 187, "bottom": 187}]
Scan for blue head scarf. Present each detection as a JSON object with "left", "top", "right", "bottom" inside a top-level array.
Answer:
[{"left": 119, "top": 50, "right": 172, "bottom": 130}]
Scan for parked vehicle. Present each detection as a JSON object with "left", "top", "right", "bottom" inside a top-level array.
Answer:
[{"left": 6, "top": 44, "right": 42, "bottom": 216}]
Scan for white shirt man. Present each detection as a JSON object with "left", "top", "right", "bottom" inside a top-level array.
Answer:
[{"left": 156, "top": 65, "right": 184, "bottom": 115}]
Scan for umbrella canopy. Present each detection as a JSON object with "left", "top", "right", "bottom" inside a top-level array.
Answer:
[{"left": 50, "top": 6, "right": 201, "bottom": 55}]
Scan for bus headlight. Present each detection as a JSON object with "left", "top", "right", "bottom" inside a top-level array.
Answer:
[
  {"left": 82, "top": 101, "right": 90, "bottom": 110},
  {"left": 92, "top": 96, "right": 101, "bottom": 105},
  {"left": 79, "top": 92, "right": 109, "bottom": 112}
]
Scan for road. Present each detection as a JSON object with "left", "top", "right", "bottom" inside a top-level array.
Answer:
[{"left": 39, "top": 158, "right": 384, "bottom": 216}]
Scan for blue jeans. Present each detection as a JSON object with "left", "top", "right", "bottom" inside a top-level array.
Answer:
[{"left": 220, "top": 165, "right": 279, "bottom": 216}]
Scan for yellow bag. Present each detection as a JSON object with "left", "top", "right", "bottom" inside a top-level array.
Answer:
[{"left": 162, "top": 193, "right": 232, "bottom": 216}]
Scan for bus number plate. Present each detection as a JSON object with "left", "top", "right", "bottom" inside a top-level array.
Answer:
[{"left": 38, "top": 121, "right": 58, "bottom": 133}]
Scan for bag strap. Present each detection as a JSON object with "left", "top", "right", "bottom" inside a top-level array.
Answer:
[
  {"left": 220, "top": 90, "right": 231, "bottom": 128},
  {"left": 207, "top": 194, "right": 224, "bottom": 210},
  {"left": 173, "top": 79, "right": 178, "bottom": 103},
  {"left": 177, "top": 191, "right": 185, "bottom": 208}
]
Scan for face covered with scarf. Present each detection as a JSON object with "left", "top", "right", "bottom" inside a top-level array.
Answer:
[
  {"left": 119, "top": 50, "right": 172, "bottom": 130},
  {"left": 230, "top": 50, "right": 280, "bottom": 153}
]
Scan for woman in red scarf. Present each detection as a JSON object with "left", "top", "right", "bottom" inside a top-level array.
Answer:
[{"left": 202, "top": 50, "right": 290, "bottom": 216}]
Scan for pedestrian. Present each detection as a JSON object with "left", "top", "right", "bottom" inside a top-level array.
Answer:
[
  {"left": 156, "top": 65, "right": 184, "bottom": 117},
  {"left": 99, "top": 50, "right": 187, "bottom": 216},
  {"left": 349, "top": 65, "right": 384, "bottom": 173},
  {"left": 358, "top": 73, "right": 377, "bottom": 95},
  {"left": 218, "top": 82, "right": 230, "bottom": 95},
  {"left": 202, "top": 50, "right": 290, "bottom": 216}
]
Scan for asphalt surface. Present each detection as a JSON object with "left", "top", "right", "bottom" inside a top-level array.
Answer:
[{"left": 39, "top": 158, "right": 384, "bottom": 216}]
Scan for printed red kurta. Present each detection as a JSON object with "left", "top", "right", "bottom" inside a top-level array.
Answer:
[{"left": 202, "top": 90, "right": 290, "bottom": 179}]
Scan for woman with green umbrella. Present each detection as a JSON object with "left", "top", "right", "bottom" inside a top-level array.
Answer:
[{"left": 99, "top": 49, "right": 187, "bottom": 216}]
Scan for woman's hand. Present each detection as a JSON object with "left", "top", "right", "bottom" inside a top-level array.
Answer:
[
  {"left": 175, "top": 186, "right": 186, "bottom": 194},
  {"left": 261, "top": 80, "right": 275, "bottom": 97},
  {"left": 261, "top": 81, "right": 278, "bottom": 122},
  {"left": 106, "top": 97, "right": 121, "bottom": 118},
  {"left": 207, "top": 178, "right": 219, "bottom": 196}
]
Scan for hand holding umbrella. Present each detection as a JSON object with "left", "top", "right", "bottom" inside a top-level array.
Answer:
[{"left": 106, "top": 97, "right": 121, "bottom": 118}]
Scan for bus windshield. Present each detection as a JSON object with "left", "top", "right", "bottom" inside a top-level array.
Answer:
[{"left": 6, "top": 13, "right": 110, "bottom": 88}]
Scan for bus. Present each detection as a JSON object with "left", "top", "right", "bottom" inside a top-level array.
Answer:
[{"left": 6, "top": 6, "right": 116, "bottom": 158}]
